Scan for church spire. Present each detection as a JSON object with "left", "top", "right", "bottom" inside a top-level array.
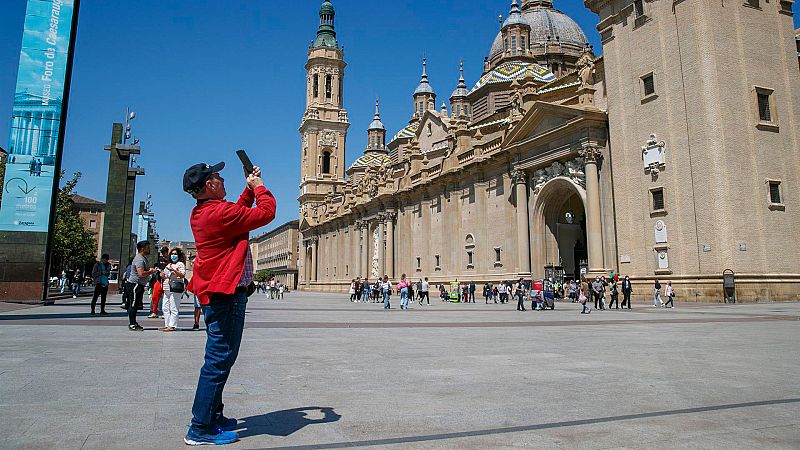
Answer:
[
  {"left": 367, "top": 97, "right": 386, "bottom": 152},
  {"left": 312, "top": 1, "right": 338, "bottom": 49},
  {"left": 414, "top": 55, "right": 436, "bottom": 96}
]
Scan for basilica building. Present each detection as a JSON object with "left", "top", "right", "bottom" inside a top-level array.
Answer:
[{"left": 297, "top": 0, "right": 800, "bottom": 302}]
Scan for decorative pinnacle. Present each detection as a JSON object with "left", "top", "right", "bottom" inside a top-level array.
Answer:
[
  {"left": 421, "top": 55, "right": 428, "bottom": 81},
  {"left": 374, "top": 97, "right": 380, "bottom": 119},
  {"left": 459, "top": 59, "right": 465, "bottom": 83}
]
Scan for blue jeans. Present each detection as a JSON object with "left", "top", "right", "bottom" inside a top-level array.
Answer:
[
  {"left": 383, "top": 290, "right": 390, "bottom": 309},
  {"left": 190, "top": 292, "right": 248, "bottom": 432},
  {"left": 362, "top": 289, "right": 370, "bottom": 302},
  {"left": 400, "top": 287, "right": 408, "bottom": 309}
]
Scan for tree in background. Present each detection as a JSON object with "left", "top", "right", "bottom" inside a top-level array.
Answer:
[
  {"left": 51, "top": 172, "right": 97, "bottom": 273},
  {"left": 254, "top": 269, "right": 274, "bottom": 283}
]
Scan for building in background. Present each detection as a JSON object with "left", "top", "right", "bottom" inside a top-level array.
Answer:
[
  {"left": 250, "top": 220, "right": 299, "bottom": 290},
  {"left": 299, "top": 0, "right": 800, "bottom": 302},
  {"left": 71, "top": 194, "right": 105, "bottom": 259},
  {"left": 0, "top": 146, "right": 7, "bottom": 164}
]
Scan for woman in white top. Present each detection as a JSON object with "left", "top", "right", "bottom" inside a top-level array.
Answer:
[
  {"left": 381, "top": 275, "right": 393, "bottom": 309},
  {"left": 161, "top": 247, "right": 186, "bottom": 331}
]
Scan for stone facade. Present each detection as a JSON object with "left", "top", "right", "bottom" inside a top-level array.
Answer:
[
  {"left": 298, "top": 0, "right": 800, "bottom": 303},
  {"left": 249, "top": 220, "right": 300, "bottom": 290}
]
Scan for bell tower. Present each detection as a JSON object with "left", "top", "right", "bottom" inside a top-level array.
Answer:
[{"left": 299, "top": 0, "right": 349, "bottom": 215}]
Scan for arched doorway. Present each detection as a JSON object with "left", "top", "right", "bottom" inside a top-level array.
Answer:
[{"left": 531, "top": 177, "right": 588, "bottom": 282}]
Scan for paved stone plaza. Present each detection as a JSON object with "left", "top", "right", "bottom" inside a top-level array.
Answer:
[{"left": 0, "top": 292, "right": 798, "bottom": 449}]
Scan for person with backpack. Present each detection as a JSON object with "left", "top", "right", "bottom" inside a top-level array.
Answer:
[{"left": 654, "top": 279, "right": 663, "bottom": 307}]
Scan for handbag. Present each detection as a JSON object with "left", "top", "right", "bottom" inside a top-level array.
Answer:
[
  {"left": 579, "top": 293, "right": 587, "bottom": 305},
  {"left": 169, "top": 279, "right": 186, "bottom": 293}
]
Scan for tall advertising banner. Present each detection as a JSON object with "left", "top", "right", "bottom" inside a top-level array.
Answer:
[{"left": 0, "top": 0, "right": 79, "bottom": 302}]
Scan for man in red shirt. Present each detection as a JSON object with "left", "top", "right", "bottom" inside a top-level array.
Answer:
[{"left": 182, "top": 161, "right": 276, "bottom": 446}]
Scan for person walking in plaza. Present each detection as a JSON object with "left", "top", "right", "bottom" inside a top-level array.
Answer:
[
  {"left": 349, "top": 279, "right": 357, "bottom": 302},
  {"left": 381, "top": 275, "right": 392, "bottom": 309},
  {"left": 663, "top": 281, "right": 675, "bottom": 308},
  {"left": 90, "top": 254, "right": 112, "bottom": 315},
  {"left": 469, "top": 282, "right": 476, "bottom": 303},
  {"left": 515, "top": 278, "right": 526, "bottom": 311},
  {"left": 407, "top": 278, "right": 415, "bottom": 305},
  {"left": 127, "top": 241, "right": 157, "bottom": 331},
  {"left": 419, "top": 277, "right": 430, "bottom": 305},
  {"left": 579, "top": 277, "right": 591, "bottom": 314},
  {"left": 71, "top": 268, "right": 82, "bottom": 298},
  {"left": 59, "top": 269, "right": 67, "bottom": 293},
  {"left": 591, "top": 277, "right": 604, "bottom": 310},
  {"left": 361, "top": 278, "right": 371, "bottom": 302},
  {"left": 654, "top": 279, "right": 663, "bottom": 307},
  {"left": 355, "top": 277, "right": 363, "bottom": 302},
  {"left": 397, "top": 274, "right": 411, "bottom": 310},
  {"left": 608, "top": 278, "right": 620, "bottom": 309},
  {"left": 160, "top": 248, "right": 187, "bottom": 331},
  {"left": 182, "top": 161, "right": 276, "bottom": 446},
  {"left": 621, "top": 275, "right": 632, "bottom": 309},
  {"left": 568, "top": 280, "right": 577, "bottom": 303}
]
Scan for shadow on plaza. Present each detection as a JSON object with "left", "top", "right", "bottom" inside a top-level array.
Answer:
[{"left": 236, "top": 407, "right": 341, "bottom": 438}]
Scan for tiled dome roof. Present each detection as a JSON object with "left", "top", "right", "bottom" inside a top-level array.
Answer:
[
  {"left": 472, "top": 61, "right": 555, "bottom": 92},
  {"left": 350, "top": 152, "right": 391, "bottom": 170}
]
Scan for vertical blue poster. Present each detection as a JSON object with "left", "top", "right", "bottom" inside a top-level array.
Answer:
[{"left": 0, "top": 0, "right": 76, "bottom": 232}]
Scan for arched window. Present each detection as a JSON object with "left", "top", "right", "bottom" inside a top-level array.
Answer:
[
  {"left": 511, "top": 36, "right": 517, "bottom": 56},
  {"left": 322, "top": 151, "right": 331, "bottom": 174},
  {"left": 325, "top": 75, "right": 332, "bottom": 99},
  {"left": 313, "top": 74, "right": 319, "bottom": 98}
]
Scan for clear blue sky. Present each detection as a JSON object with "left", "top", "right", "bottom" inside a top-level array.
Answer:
[{"left": 0, "top": 1, "right": 797, "bottom": 242}]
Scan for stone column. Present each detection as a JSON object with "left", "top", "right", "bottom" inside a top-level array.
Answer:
[
  {"left": 359, "top": 222, "right": 368, "bottom": 278},
  {"left": 581, "top": 146, "right": 605, "bottom": 274},
  {"left": 310, "top": 237, "right": 318, "bottom": 282},
  {"left": 512, "top": 170, "right": 531, "bottom": 276},
  {"left": 385, "top": 212, "right": 396, "bottom": 278},
  {"left": 378, "top": 216, "right": 386, "bottom": 277}
]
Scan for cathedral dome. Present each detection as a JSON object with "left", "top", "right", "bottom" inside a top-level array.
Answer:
[{"left": 489, "top": 2, "right": 589, "bottom": 60}]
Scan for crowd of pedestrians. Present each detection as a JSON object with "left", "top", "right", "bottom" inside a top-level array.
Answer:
[{"left": 344, "top": 271, "right": 679, "bottom": 313}]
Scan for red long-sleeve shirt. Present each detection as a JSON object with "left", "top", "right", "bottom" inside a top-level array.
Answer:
[{"left": 188, "top": 185, "right": 276, "bottom": 305}]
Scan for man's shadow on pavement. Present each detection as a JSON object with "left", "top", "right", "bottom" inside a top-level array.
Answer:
[{"left": 237, "top": 407, "right": 341, "bottom": 437}]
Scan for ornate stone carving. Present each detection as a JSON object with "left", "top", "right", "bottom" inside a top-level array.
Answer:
[
  {"left": 510, "top": 169, "right": 527, "bottom": 185},
  {"left": 532, "top": 169, "right": 549, "bottom": 195},
  {"left": 532, "top": 157, "right": 588, "bottom": 196},
  {"left": 576, "top": 47, "right": 595, "bottom": 89},
  {"left": 579, "top": 146, "right": 603, "bottom": 164},
  {"left": 641, "top": 134, "right": 666, "bottom": 175},
  {"left": 319, "top": 130, "right": 338, "bottom": 148},
  {"left": 565, "top": 158, "right": 586, "bottom": 188},
  {"left": 371, "top": 227, "right": 381, "bottom": 278}
]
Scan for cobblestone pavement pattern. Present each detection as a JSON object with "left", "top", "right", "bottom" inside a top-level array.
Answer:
[{"left": 0, "top": 292, "right": 798, "bottom": 449}]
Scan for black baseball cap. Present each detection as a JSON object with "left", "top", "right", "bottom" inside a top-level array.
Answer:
[{"left": 183, "top": 162, "right": 225, "bottom": 194}]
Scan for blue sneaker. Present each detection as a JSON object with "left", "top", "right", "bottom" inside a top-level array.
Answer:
[
  {"left": 216, "top": 415, "right": 238, "bottom": 432},
  {"left": 184, "top": 427, "right": 239, "bottom": 446}
]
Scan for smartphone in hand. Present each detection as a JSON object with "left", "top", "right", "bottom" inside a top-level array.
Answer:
[{"left": 236, "top": 149, "right": 255, "bottom": 175}]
